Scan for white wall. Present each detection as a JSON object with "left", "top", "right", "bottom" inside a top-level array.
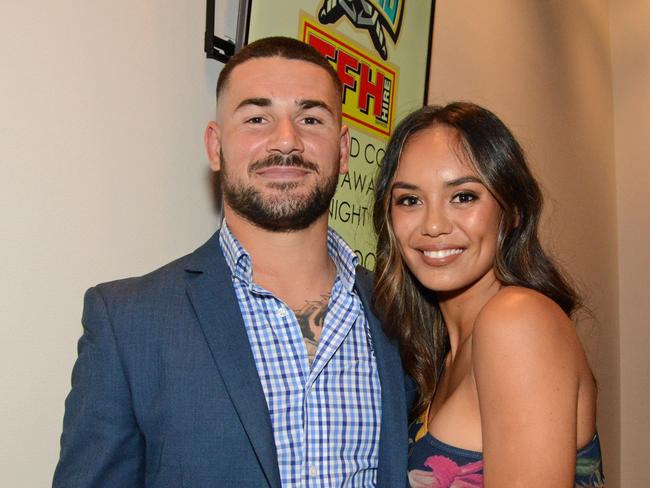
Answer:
[
  {"left": 0, "top": 1, "right": 237, "bottom": 485},
  {"left": 427, "top": 0, "right": 621, "bottom": 484},
  {"left": 609, "top": 0, "right": 650, "bottom": 486}
]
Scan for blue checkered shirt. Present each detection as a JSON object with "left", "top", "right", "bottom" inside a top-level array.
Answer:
[{"left": 219, "top": 224, "right": 382, "bottom": 487}]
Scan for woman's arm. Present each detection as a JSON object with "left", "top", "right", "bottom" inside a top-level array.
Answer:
[{"left": 472, "top": 286, "right": 583, "bottom": 487}]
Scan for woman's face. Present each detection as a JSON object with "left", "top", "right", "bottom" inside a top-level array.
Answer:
[{"left": 390, "top": 125, "right": 502, "bottom": 294}]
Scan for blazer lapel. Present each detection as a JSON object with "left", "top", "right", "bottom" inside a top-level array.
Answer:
[
  {"left": 355, "top": 268, "right": 409, "bottom": 488},
  {"left": 183, "top": 231, "right": 281, "bottom": 488}
]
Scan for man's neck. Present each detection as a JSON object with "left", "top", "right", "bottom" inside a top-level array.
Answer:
[{"left": 224, "top": 211, "right": 336, "bottom": 309}]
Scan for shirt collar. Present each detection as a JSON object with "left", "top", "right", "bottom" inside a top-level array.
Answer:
[
  {"left": 218, "top": 222, "right": 359, "bottom": 291},
  {"left": 219, "top": 222, "right": 253, "bottom": 283},
  {"left": 326, "top": 227, "right": 359, "bottom": 293}
]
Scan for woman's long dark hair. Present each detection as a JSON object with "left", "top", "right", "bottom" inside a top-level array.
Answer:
[{"left": 373, "top": 102, "right": 581, "bottom": 418}]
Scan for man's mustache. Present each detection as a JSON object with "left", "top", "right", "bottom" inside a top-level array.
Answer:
[{"left": 249, "top": 154, "right": 319, "bottom": 174}]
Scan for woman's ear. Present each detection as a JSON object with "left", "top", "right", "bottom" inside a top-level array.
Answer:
[{"left": 512, "top": 209, "right": 521, "bottom": 229}]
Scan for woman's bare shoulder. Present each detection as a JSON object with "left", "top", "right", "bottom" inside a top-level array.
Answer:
[
  {"left": 472, "top": 286, "right": 582, "bottom": 377},
  {"left": 475, "top": 286, "right": 572, "bottom": 337}
]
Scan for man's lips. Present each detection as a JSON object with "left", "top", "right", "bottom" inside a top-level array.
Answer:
[
  {"left": 249, "top": 154, "right": 319, "bottom": 174},
  {"left": 254, "top": 166, "right": 311, "bottom": 179}
]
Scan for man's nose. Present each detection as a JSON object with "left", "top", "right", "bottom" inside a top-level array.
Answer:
[{"left": 266, "top": 118, "right": 305, "bottom": 154}]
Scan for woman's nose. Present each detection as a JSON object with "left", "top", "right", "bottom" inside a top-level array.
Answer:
[{"left": 421, "top": 204, "right": 452, "bottom": 237}]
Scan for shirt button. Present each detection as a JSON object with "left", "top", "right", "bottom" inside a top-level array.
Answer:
[
  {"left": 309, "top": 465, "right": 318, "bottom": 477},
  {"left": 276, "top": 307, "right": 288, "bottom": 318}
]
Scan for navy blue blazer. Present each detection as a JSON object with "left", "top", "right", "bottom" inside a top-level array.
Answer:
[{"left": 53, "top": 231, "right": 411, "bottom": 487}]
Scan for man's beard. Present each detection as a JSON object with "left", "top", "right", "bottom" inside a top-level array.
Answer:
[{"left": 219, "top": 152, "right": 339, "bottom": 232}]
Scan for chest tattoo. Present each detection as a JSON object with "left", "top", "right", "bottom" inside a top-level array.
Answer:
[{"left": 293, "top": 294, "right": 330, "bottom": 366}]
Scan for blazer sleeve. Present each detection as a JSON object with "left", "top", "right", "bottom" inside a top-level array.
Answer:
[
  {"left": 404, "top": 374, "right": 419, "bottom": 415},
  {"left": 53, "top": 287, "right": 144, "bottom": 487}
]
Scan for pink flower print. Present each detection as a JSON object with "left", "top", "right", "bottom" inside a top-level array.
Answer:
[
  {"left": 408, "top": 455, "right": 483, "bottom": 488},
  {"left": 409, "top": 468, "right": 437, "bottom": 488}
]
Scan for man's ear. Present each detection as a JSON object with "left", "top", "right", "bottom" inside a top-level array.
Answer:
[
  {"left": 339, "top": 125, "right": 350, "bottom": 174},
  {"left": 204, "top": 121, "right": 222, "bottom": 172}
]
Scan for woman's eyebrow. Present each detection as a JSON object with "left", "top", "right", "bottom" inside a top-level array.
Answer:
[
  {"left": 391, "top": 181, "right": 420, "bottom": 191},
  {"left": 391, "top": 176, "right": 482, "bottom": 191},
  {"left": 445, "top": 175, "right": 483, "bottom": 187}
]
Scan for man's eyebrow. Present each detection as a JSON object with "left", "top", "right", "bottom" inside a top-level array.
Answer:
[
  {"left": 297, "top": 99, "right": 334, "bottom": 115},
  {"left": 235, "top": 97, "right": 271, "bottom": 110}
]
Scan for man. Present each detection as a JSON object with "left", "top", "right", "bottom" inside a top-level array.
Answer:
[{"left": 54, "top": 37, "right": 410, "bottom": 487}]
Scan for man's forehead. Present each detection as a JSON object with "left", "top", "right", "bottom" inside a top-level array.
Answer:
[
  {"left": 229, "top": 55, "right": 328, "bottom": 77},
  {"left": 219, "top": 57, "right": 341, "bottom": 106}
]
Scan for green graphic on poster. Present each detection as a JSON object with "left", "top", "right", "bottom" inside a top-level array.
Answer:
[{"left": 247, "top": 1, "right": 434, "bottom": 269}]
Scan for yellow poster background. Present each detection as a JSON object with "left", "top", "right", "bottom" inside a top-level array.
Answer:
[{"left": 247, "top": 1, "right": 433, "bottom": 269}]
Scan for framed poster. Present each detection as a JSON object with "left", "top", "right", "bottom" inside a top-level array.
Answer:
[{"left": 237, "top": 0, "right": 435, "bottom": 269}]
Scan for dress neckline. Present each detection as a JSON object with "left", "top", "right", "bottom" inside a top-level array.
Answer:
[{"left": 422, "top": 401, "right": 600, "bottom": 456}]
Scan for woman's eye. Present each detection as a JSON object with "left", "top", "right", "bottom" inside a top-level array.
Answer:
[
  {"left": 451, "top": 192, "right": 477, "bottom": 204},
  {"left": 395, "top": 195, "right": 420, "bottom": 207}
]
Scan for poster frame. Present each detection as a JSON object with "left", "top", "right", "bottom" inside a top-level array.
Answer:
[
  {"left": 206, "top": 0, "right": 436, "bottom": 106},
  {"left": 205, "top": 0, "right": 253, "bottom": 62}
]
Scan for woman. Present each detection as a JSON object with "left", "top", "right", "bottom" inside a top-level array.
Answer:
[{"left": 373, "top": 102, "right": 604, "bottom": 487}]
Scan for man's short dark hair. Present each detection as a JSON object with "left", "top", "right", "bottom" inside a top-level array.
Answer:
[{"left": 216, "top": 36, "right": 342, "bottom": 100}]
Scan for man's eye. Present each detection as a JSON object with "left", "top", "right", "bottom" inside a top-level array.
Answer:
[
  {"left": 246, "top": 116, "right": 265, "bottom": 124},
  {"left": 451, "top": 192, "right": 477, "bottom": 203},
  {"left": 303, "top": 117, "right": 321, "bottom": 125}
]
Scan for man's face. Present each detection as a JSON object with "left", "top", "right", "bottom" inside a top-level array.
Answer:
[{"left": 205, "top": 56, "right": 349, "bottom": 232}]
